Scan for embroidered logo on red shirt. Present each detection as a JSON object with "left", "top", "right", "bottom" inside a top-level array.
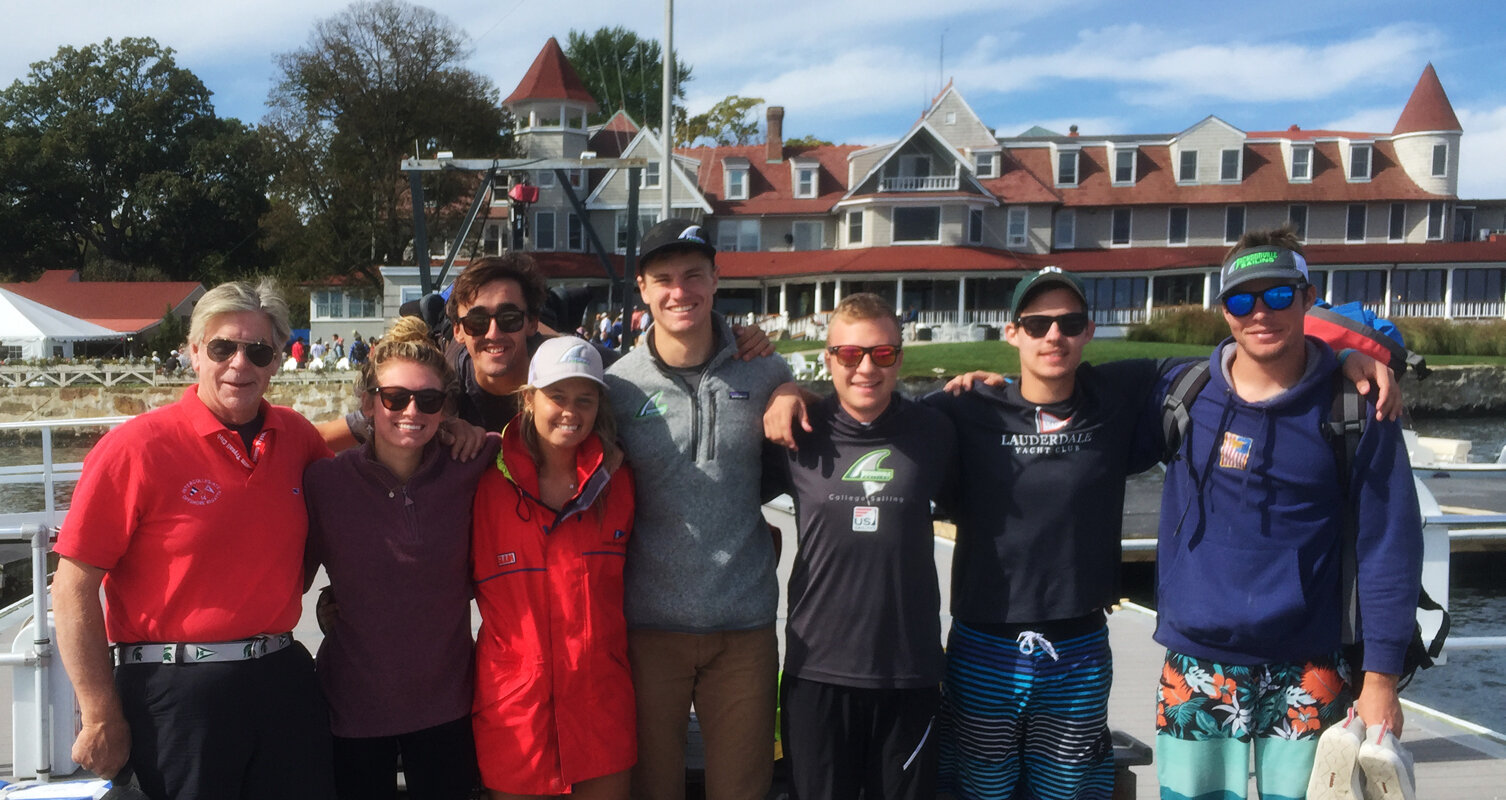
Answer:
[{"left": 181, "top": 478, "right": 222, "bottom": 506}]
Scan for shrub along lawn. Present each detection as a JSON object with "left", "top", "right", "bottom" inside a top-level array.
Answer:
[{"left": 776, "top": 339, "right": 1211, "bottom": 378}]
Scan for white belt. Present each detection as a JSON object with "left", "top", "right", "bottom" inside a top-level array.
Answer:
[{"left": 116, "top": 633, "right": 295, "bottom": 666}]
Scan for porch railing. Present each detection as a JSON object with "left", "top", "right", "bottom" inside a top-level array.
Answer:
[{"left": 878, "top": 175, "right": 960, "bottom": 192}]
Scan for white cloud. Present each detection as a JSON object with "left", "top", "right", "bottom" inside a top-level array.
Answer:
[{"left": 1457, "top": 105, "right": 1506, "bottom": 199}]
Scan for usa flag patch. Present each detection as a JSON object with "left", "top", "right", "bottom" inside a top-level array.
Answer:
[{"left": 1219, "top": 432, "right": 1253, "bottom": 470}]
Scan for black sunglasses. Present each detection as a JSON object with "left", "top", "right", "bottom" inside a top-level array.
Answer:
[
  {"left": 1016, "top": 312, "right": 1090, "bottom": 338},
  {"left": 368, "top": 386, "right": 448, "bottom": 414},
  {"left": 204, "top": 338, "right": 276, "bottom": 367},
  {"left": 826, "top": 344, "right": 902, "bottom": 368},
  {"left": 1223, "top": 284, "right": 1302, "bottom": 317},
  {"left": 458, "top": 305, "right": 527, "bottom": 337}
]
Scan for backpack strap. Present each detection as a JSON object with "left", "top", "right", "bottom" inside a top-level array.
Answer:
[
  {"left": 1325, "top": 374, "right": 1368, "bottom": 646},
  {"left": 1160, "top": 361, "right": 1212, "bottom": 464}
]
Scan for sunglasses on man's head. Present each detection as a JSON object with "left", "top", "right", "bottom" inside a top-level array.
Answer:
[
  {"left": 369, "top": 386, "right": 448, "bottom": 414},
  {"left": 458, "top": 305, "right": 527, "bottom": 337},
  {"left": 1222, "top": 284, "right": 1302, "bottom": 317},
  {"left": 1015, "top": 312, "right": 1090, "bottom": 338},
  {"left": 204, "top": 338, "right": 276, "bottom": 368},
  {"left": 826, "top": 344, "right": 902, "bottom": 368}
]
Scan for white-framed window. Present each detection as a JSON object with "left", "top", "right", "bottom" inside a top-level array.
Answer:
[
  {"left": 536, "top": 169, "right": 556, "bottom": 188},
  {"left": 1114, "top": 149, "right": 1135, "bottom": 184},
  {"left": 1054, "top": 209, "right": 1075, "bottom": 249},
  {"left": 1220, "top": 148, "right": 1241, "bottom": 181},
  {"left": 892, "top": 206, "right": 941, "bottom": 243},
  {"left": 974, "top": 151, "right": 997, "bottom": 178},
  {"left": 1289, "top": 205, "right": 1308, "bottom": 241},
  {"left": 794, "top": 166, "right": 818, "bottom": 199},
  {"left": 399, "top": 285, "right": 423, "bottom": 305},
  {"left": 717, "top": 218, "right": 760, "bottom": 252},
  {"left": 1427, "top": 201, "right": 1446, "bottom": 240},
  {"left": 725, "top": 166, "right": 749, "bottom": 200},
  {"left": 642, "top": 161, "right": 662, "bottom": 188},
  {"left": 1346, "top": 204, "right": 1367, "bottom": 242},
  {"left": 566, "top": 108, "right": 586, "bottom": 130},
  {"left": 1057, "top": 150, "right": 1079, "bottom": 186},
  {"left": 1006, "top": 207, "right": 1027, "bottom": 248},
  {"left": 969, "top": 208, "right": 985, "bottom": 245},
  {"left": 791, "top": 220, "right": 823, "bottom": 251},
  {"left": 1291, "top": 145, "right": 1312, "bottom": 181},
  {"left": 313, "top": 289, "right": 377, "bottom": 319},
  {"left": 898, "top": 154, "right": 931, "bottom": 178},
  {"left": 1178, "top": 150, "right": 1198, "bottom": 183},
  {"left": 1224, "top": 206, "right": 1245, "bottom": 244},
  {"left": 1389, "top": 203, "right": 1406, "bottom": 242},
  {"left": 1111, "top": 208, "right": 1131, "bottom": 246},
  {"left": 535, "top": 210, "right": 556, "bottom": 250},
  {"left": 1432, "top": 143, "right": 1448, "bottom": 177},
  {"left": 945, "top": 111, "right": 957, "bottom": 125},
  {"left": 616, "top": 211, "right": 659, "bottom": 252},
  {"left": 567, "top": 213, "right": 584, "bottom": 251},
  {"left": 846, "top": 210, "right": 864, "bottom": 245},
  {"left": 1350, "top": 143, "right": 1372, "bottom": 181},
  {"left": 1167, "top": 207, "right": 1188, "bottom": 245},
  {"left": 567, "top": 169, "right": 584, "bottom": 189}
]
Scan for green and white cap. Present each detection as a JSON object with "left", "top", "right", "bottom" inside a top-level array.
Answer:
[{"left": 1219, "top": 246, "right": 1310, "bottom": 298}]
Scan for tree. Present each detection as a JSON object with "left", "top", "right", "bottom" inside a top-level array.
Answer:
[
  {"left": 785, "top": 134, "right": 835, "bottom": 148},
  {"left": 678, "top": 95, "right": 764, "bottom": 147},
  {"left": 265, "top": 0, "right": 510, "bottom": 286},
  {"left": 0, "top": 38, "right": 272, "bottom": 282},
  {"left": 565, "top": 27, "right": 692, "bottom": 128}
]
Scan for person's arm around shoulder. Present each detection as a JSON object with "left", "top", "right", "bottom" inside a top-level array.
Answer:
[
  {"left": 315, "top": 414, "right": 361, "bottom": 453},
  {"left": 54, "top": 557, "right": 130, "bottom": 779},
  {"left": 764, "top": 381, "right": 820, "bottom": 451},
  {"left": 731, "top": 322, "right": 776, "bottom": 361}
]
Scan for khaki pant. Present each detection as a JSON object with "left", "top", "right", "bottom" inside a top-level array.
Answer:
[{"left": 628, "top": 626, "right": 777, "bottom": 800}]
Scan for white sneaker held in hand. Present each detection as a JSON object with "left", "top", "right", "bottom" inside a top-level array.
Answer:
[{"left": 1308, "top": 709, "right": 1368, "bottom": 800}]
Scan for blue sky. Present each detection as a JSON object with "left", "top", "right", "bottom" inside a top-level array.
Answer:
[{"left": 6, "top": 0, "right": 1506, "bottom": 197}]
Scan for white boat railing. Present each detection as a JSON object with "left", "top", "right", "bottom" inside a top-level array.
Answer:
[{"left": 0, "top": 524, "right": 62, "bottom": 783}]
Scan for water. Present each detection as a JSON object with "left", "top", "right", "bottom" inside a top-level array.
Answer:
[{"left": 4, "top": 420, "right": 1506, "bottom": 733}]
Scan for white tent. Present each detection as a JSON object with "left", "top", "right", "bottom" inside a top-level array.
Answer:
[{"left": 0, "top": 287, "right": 122, "bottom": 360}]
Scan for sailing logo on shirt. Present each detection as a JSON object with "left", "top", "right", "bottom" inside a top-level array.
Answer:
[
  {"left": 496, "top": 552, "right": 517, "bottom": 567},
  {"left": 637, "top": 391, "right": 668, "bottom": 418},
  {"left": 842, "top": 449, "right": 895, "bottom": 496},
  {"left": 1219, "top": 432, "right": 1253, "bottom": 470},
  {"left": 852, "top": 506, "right": 879, "bottom": 532},
  {"left": 181, "top": 478, "right": 222, "bottom": 506},
  {"left": 1036, "top": 409, "right": 1071, "bottom": 433}
]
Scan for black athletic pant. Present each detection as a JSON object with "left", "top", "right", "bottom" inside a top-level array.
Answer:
[
  {"left": 115, "top": 643, "right": 336, "bottom": 800},
  {"left": 780, "top": 674, "right": 940, "bottom": 800},
  {"left": 332, "top": 715, "right": 477, "bottom": 800}
]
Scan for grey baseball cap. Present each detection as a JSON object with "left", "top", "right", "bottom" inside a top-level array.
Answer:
[
  {"left": 1219, "top": 246, "right": 1310, "bottom": 298},
  {"left": 527, "top": 336, "right": 607, "bottom": 389}
]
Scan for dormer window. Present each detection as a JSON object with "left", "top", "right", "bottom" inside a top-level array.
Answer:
[
  {"left": 1291, "top": 145, "right": 1312, "bottom": 181},
  {"left": 1220, "top": 148, "right": 1242, "bottom": 182},
  {"left": 791, "top": 158, "right": 819, "bottom": 199},
  {"left": 974, "top": 151, "right": 998, "bottom": 179},
  {"left": 1350, "top": 143, "right": 1372, "bottom": 181},
  {"left": 1057, "top": 149, "right": 1079, "bottom": 186},
  {"left": 1178, "top": 150, "right": 1198, "bottom": 183},
  {"left": 1113, "top": 149, "right": 1136, "bottom": 185},
  {"left": 723, "top": 157, "right": 750, "bottom": 201}
]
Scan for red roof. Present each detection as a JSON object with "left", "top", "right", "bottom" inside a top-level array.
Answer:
[
  {"left": 2, "top": 278, "right": 203, "bottom": 333},
  {"left": 588, "top": 111, "right": 640, "bottom": 158},
  {"left": 683, "top": 143, "right": 865, "bottom": 216},
  {"left": 714, "top": 240, "right": 1506, "bottom": 280},
  {"left": 504, "top": 37, "right": 599, "bottom": 112},
  {"left": 1394, "top": 64, "right": 1461, "bottom": 134}
]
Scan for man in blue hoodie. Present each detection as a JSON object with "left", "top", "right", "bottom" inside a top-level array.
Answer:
[{"left": 1152, "top": 230, "right": 1423, "bottom": 800}]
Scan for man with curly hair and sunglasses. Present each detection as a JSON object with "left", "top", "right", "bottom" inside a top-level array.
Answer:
[{"left": 1149, "top": 230, "right": 1422, "bottom": 800}]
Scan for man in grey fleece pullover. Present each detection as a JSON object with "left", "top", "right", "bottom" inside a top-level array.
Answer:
[{"left": 606, "top": 219, "right": 792, "bottom": 800}]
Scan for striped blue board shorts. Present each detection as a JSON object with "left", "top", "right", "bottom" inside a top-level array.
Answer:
[{"left": 938, "top": 620, "right": 1115, "bottom": 800}]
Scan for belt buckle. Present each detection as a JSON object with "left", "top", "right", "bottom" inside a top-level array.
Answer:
[{"left": 242, "top": 636, "right": 268, "bottom": 660}]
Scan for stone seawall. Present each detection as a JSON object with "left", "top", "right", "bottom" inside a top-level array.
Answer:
[{"left": 0, "top": 366, "right": 1502, "bottom": 426}]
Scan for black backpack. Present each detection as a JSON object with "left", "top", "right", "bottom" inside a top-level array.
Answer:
[{"left": 1159, "top": 361, "right": 1448, "bottom": 688}]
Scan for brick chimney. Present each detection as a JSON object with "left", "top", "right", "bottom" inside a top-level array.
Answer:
[{"left": 766, "top": 106, "right": 785, "bottom": 163}]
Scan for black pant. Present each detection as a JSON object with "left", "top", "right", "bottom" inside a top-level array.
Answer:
[
  {"left": 780, "top": 675, "right": 940, "bottom": 800},
  {"left": 115, "top": 643, "right": 336, "bottom": 800},
  {"left": 332, "top": 715, "right": 478, "bottom": 800}
]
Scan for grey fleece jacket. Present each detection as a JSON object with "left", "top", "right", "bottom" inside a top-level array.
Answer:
[{"left": 606, "top": 314, "right": 793, "bottom": 633}]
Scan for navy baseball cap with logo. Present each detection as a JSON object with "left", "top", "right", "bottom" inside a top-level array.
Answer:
[
  {"left": 638, "top": 218, "right": 716, "bottom": 267},
  {"left": 1219, "top": 246, "right": 1310, "bottom": 298},
  {"left": 1010, "top": 266, "right": 1088, "bottom": 317}
]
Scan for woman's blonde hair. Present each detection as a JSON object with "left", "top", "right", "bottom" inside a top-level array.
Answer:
[
  {"left": 358, "top": 317, "right": 459, "bottom": 411},
  {"left": 516, "top": 379, "right": 621, "bottom": 490}
]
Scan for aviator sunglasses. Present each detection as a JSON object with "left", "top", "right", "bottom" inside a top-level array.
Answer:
[
  {"left": 204, "top": 338, "right": 276, "bottom": 368},
  {"left": 1222, "top": 284, "right": 1302, "bottom": 317},
  {"left": 458, "top": 305, "right": 527, "bottom": 337},
  {"left": 1015, "top": 312, "right": 1090, "bottom": 338},
  {"left": 826, "top": 344, "right": 902, "bottom": 368},
  {"left": 368, "top": 386, "right": 449, "bottom": 414}
]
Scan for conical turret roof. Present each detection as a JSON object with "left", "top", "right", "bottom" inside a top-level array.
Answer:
[
  {"left": 1393, "top": 63, "right": 1461, "bottom": 134},
  {"left": 504, "top": 37, "right": 599, "bottom": 112}
]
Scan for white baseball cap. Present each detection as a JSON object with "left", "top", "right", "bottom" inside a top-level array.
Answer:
[{"left": 528, "top": 336, "right": 607, "bottom": 389}]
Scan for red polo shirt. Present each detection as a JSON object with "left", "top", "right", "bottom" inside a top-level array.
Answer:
[{"left": 56, "top": 388, "right": 331, "bottom": 643}]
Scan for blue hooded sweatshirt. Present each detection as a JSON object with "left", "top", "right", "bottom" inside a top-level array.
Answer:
[{"left": 1153, "top": 337, "right": 1422, "bottom": 675}]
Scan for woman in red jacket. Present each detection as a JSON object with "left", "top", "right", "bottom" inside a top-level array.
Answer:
[{"left": 472, "top": 336, "right": 636, "bottom": 799}]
